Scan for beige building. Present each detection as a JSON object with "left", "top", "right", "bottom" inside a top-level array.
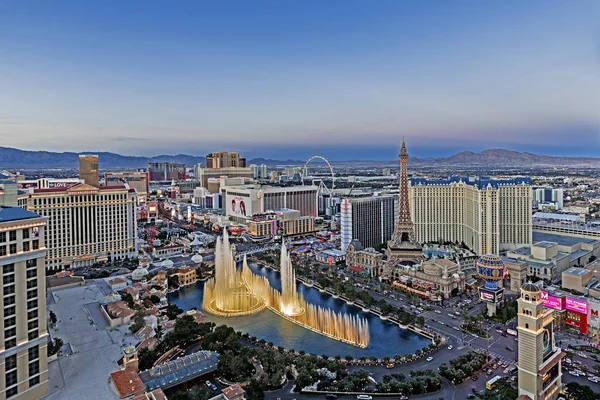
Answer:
[
  {"left": 248, "top": 209, "right": 315, "bottom": 238},
  {"left": 344, "top": 240, "right": 383, "bottom": 278},
  {"left": 194, "top": 166, "right": 254, "bottom": 188},
  {"left": 517, "top": 283, "right": 563, "bottom": 400},
  {"left": 79, "top": 154, "right": 99, "bottom": 187},
  {"left": 206, "top": 152, "right": 246, "bottom": 169},
  {"left": 104, "top": 172, "right": 149, "bottom": 197},
  {"left": 561, "top": 267, "right": 593, "bottom": 293},
  {"left": 0, "top": 207, "right": 49, "bottom": 400},
  {"left": 410, "top": 177, "right": 532, "bottom": 255},
  {"left": 25, "top": 183, "right": 137, "bottom": 271},
  {"left": 390, "top": 258, "right": 466, "bottom": 300}
]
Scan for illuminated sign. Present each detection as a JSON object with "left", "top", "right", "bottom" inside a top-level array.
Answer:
[
  {"left": 479, "top": 289, "right": 495, "bottom": 302},
  {"left": 540, "top": 291, "right": 563, "bottom": 310},
  {"left": 589, "top": 301, "right": 600, "bottom": 328},
  {"left": 565, "top": 297, "right": 587, "bottom": 314}
]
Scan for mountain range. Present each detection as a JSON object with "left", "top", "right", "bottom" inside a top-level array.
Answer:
[{"left": 0, "top": 146, "right": 599, "bottom": 169}]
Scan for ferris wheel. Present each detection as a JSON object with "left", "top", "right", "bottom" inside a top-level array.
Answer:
[{"left": 302, "top": 154, "right": 335, "bottom": 194}]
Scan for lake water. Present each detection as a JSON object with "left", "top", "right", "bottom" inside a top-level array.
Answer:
[{"left": 167, "top": 261, "right": 431, "bottom": 358}]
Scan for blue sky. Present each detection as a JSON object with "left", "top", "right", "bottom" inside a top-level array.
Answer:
[{"left": 0, "top": 1, "right": 599, "bottom": 160}]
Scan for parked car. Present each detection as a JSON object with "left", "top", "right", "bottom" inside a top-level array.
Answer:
[
  {"left": 448, "top": 345, "right": 453, "bottom": 350},
  {"left": 426, "top": 357, "right": 434, "bottom": 362},
  {"left": 471, "top": 376, "right": 478, "bottom": 381},
  {"left": 356, "top": 395, "right": 372, "bottom": 400}
]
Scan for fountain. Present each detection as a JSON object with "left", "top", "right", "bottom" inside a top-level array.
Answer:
[{"left": 202, "top": 233, "right": 370, "bottom": 347}]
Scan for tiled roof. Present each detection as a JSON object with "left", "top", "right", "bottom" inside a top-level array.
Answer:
[{"left": 110, "top": 367, "right": 145, "bottom": 398}]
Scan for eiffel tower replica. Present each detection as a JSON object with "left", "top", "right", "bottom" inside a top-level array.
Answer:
[{"left": 381, "top": 140, "right": 423, "bottom": 280}]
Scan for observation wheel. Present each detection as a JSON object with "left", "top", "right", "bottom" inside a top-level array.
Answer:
[{"left": 302, "top": 154, "right": 335, "bottom": 194}]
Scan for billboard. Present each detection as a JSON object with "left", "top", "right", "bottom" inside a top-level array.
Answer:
[
  {"left": 589, "top": 301, "right": 600, "bottom": 329},
  {"left": 542, "top": 321, "right": 554, "bottom": 362},
  {"left": 565, "top": 297, "right": 587, "bottom": 314},
  {"left": 227, "top": 195, "right": 251, "bottom": 217},
  {"left": 540, "top": 290, "right": 563, "bottom": 310},
  {"left": 479, "top": 288, "right": 499, "bottom": 303}
]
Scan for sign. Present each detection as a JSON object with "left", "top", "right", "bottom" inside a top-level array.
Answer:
[
  {"left": 589, "top": 301, "right": 600, "bottom": 329},
  {"left": 565, "top": 297, "right": 588, "bottom": 314},
  {"left": 540, "top": 291, "right": 563, "bottom": 310},
  {"left": 479, "top": 289, "right": 496, "bottom": 303},
  {"left": 542, "top": 321, "right": 554, "bottom": 362},
  {"left": 227, "top": 196, "right": 250, "bottom": 217}
]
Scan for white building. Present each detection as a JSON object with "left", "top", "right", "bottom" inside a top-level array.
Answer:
[
  {"left": 25, "top": 183, "right": 137, "bottom": 271},
  {"left": 410, "top": 177, "right": 532, "bottom": 255}
]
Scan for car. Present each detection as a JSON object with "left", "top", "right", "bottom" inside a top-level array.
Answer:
[
  {"left": 471, "top": 376, "right": 478, "bottom": 381},
  {"left": 472, "top": 333, "right": 478, "bottom": 338},
  {"left": 205, "top": 381, "right": 212, "bottom": 387},
  {"left": 486, "top": 369, "right": 493, "bottom": 376},
  {"left": 588, "top": 376, "right": 599, "bottom": 383},
  {"left": 511, "top": 376, "right": 516, "bottom": 382},
  {"left": 426, "top": 357, "right": 434, "bottom": 362},
  {"left": 578, "top": 352, "right": 588, "bottom": 359},
  {"left": 325, "top": 395, "right": 338, "bottom": 399},
  {"left": 448, "top": 345, "right": 453, "bottom": 350},
  {"left": 386, "top": 363, "right": 395, "bottom": 369},
  {"left": 435, "top": 310, "right": 442, "bottom": 314},
  {"left": 438, "top": 321, "right": 444, "bottom": 325},
  {"left": 399, "top": 396, "right": 409, "bottom": 400},
  {"left": 448, "top": 313, "right": 454, "bottom": 317},
  {"left": 492, "top": 364, "right": 498, "bottom": 369},
  {"left": 453, "top": 326, "right": 460, "bottom": 331},
  {"left": 467, "top": 395, "right": 476, "bottom": 399},
  {"left": 356, "top": 396, "right": 373, "bottom": 400},
  {"left": 210, "top": 384, "right": 218, "bottom": 391},
  {"left": 455, "top": 311, "right": 461, "bottom": 316},
  {"left": 501, "top": 363, "right": 509, "bottom": 368}
]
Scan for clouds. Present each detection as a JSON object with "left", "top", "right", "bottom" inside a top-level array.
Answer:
[{"left": 0, "top": 1, "right": 598, "bottom": 158}]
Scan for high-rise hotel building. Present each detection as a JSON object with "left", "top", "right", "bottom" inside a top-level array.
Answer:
[
  {"left": 0, "top": 208, "right": 48, "bottom": 400},
  {"left": 340, "top": 196, "right": 397, "bottom": 252},
  {"left": 410, "top": 177, "right": 532, "bottom": 255},
  {"left": 25, "top": 183, "right": 137, "bottom": 271},
  {"left": 78, "top": 155, "right": 99, "bottom": 187}
]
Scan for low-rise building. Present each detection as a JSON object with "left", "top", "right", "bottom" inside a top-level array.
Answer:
[
  {"left": 248, "top": 209, "right": 315, "bottom": 238},
  {"left": 390, "top": 258, "right": 466, "bottom": 300},
  {"left": 102, "top": 301, "right": 136, "bottom": 327},
  {"left": 562, "top": 267, "right": 593, "bottom": 293},
  {"left": 315, "top": 249, "right": 346, "bottom": 265},
  {"left": 174, "top": 266, "right": 197, "bottom": 286},
  {"left": 108, "top": 277, "right": 128, "bottom": 292},
  {"left": 344, "top": 240, "right": 383, "bottom": 278},
  {"left": 152, "top": 243, "right": 184, "bottom": 259}
]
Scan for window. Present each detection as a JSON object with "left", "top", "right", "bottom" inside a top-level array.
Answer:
[
  {"left": 28, "top": 360, "right": 39, "bottom": 377},
  {"left": 26, "top": 259, "right": 36, "bottom": 269},
  {"left": 4, "top": 306, "right": 15, "bottom": 317},
  {"left": 5, "top": 338, "right": 16, "bottom": 349},
  {"left": 23, "top": 242, "right": 30, "bottom": 252},
  {"left": 5, "top": 317, "right": 15, "bottom": 327},
  {"left": 22, "top": 229, "right": 29, "bottom": 239},
  {"left": 27, "top": 279, "right": 37, "bottom": 289},
  {"left": 26, "top": 269, "right": 36, "bottom": 279},
  {"left": 5, "top": 355, "right": 16, "bottom": 370},
  {"left": 9, "top": 244, "right": 16, "bottom": 255},
  {"left": 0, "top": 246, "right": 5, "bottom": 256},
  {"left": 27, "top": 299, "right": 38, "bottom": 310},
  {"left": 9, "top": 231, "right": 16, "bottom": 241},
  {"left": 3, "top": 275, "right": 14, "bottom": 285},
  {"left": 28, "top": 346, "right": 39, "bottom": 361},
  {"left": 0, "top": 232, "right": 5, "bottom": 243},
  {"left": 32, "top": 240, "right": 39, "bottom": 250},
  {"left": 28, "top": 331, "right": 38, "bottom": 340},
  {"left": 4, "top": 295, "right": 15, "bottom": 306},
  {"left": 3, "top": 285, "right": 15, "bottom": 295},
  {"left": 29, "top": 376, "right": 40, "bottom": 387},
  {"left": 6, "top": 386, "right": 17, "bottom": 397},
  {"left": 5, "top": 327, "right": 16, "bottom": 338},
  {"left": 2, "top": 264, "right": 14, "bottom": 274}
]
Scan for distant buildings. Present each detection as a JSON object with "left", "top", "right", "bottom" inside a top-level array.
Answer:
[
  {"left": 0, "top": 207, "right": 49, "bottom": 399},
  {"left": 205, "top": 152, "right": 246, "bottom": 168},
  {"left": 25, "top": 183, "right": 137, "bottom": 271},
  {"left": 104, "top": 172, "right": 149, "bottom": 197},
  {"left": 533, "top": 187, "right": 564, "bottom": 210},
  {"left": 248, "top": 209, "right": 315, "bottom": 238},
  {"left": 79, "top": 154, "right": 99, "bottom": 187},
  {"left": 147, "top": 162, "right": 186, "bottom": 181},
  {"left": 340, "top": 195, "right": 396, "bottom": 251},
  {"left": 345, "top": 240, "right": 383, "bottom": 278},
  {"left": 410, "top": 176, "right": 532, "bottom": 254}
]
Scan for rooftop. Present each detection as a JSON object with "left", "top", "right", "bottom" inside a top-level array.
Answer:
[
  {"left": 110, "top": 367, "right": 145, "bottom": 398},
  {"left": 534, "top": 241, "right": 557, "bottom": 249},
  {"left": 0, "top": 207, "right": 41, "bottom": 223},
  {"left": 139, "top": 351, "right": 219, "bottom": 391},
  {"left": 569, "top": 249, "right": 591, "bottom": 262},
  {"left": 563, "top": 267, "right": 591, "bottom": 277},
  {"left": 411, "top": 176, "right": 531, "bottom": 189},
  {"left": 318, "top": 249, "right": 346, "bottom": 257},
  {"left": 532, "top": 232, "right": 599, "bottom": 246}
]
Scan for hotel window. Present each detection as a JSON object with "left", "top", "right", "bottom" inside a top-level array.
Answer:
[
  {"left": 4, "top": 306, "right": 15, "bottom": 317},
  {"left": 22, "top": 228, "right": 30, "bottom": 239},
  {"left": 3, "top": 264, "right": 14, "bottom": 274},
  {"left": 32, "top": 240, "right": 39, "bottom": 250},
  {"left": 29, "top": 376, "right": 40, "bottom": 387},
  {"left": 5, "top": 295, "right": 15, "bottom": 306},
  {"left": 0, "top": 232, "right": 5, "bottom": 243},
  {"left": 28, "top": 360, "right": 39, "bottom": 377},
  {"left": 27, "top": 289, "right": 37, "bottom": 300},
  {"left": 3, "top": 275, "right": 15, "bottom": 285},
  {"left": 0, "top": 246, "right": 5, "bottom": 256},
  {"left": 28, "top": 310, "right": 38, "bottom": 320},
  {"left": 27, "top": 279, "right": 37, "bottom": 289},
  {"left": 5, "top": 338, "right": 16, "bottom": 349},
  {"left": 28, "top": 331, "right": 38, "bottom": 341},
  {"left": 5, "top": 316, "right": 15, "bottom": 327},
  {"left": 5, "top": 327, "right": 16, "bottom": 339},
  {"left": 5, "top": 355, "right": 16, "bottom": 371},
  {"left": 27, "top": 299, "right": 38, "bottom": 310},
  {"left": 23, "top": 241, "right": 30, "bottom": 252},
  {"left": 28, "top": 320, "right": 38, "bottom": 331},
  {"left": 9, "top": 231, "right": 16, "bottom": 241},
  {"left": 9, "top": 244, "right": 16, "bottom": 254},
  {"left": 26, "top": 269, "right": 36, "bottom": 279}
]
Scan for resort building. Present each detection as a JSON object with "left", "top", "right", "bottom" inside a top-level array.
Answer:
[
  {"left": 247, "top": 209, "right": 315, "bottom": 238},
  {"left": 25, "top": 183, "right": 137, "bottom": 271},
  {"left": 344, "top": 240, "right": 383, "bottom": 278},
  {"left": 410, "top": 176, "right": 532, "bottom": 254},
  {"left": 389, "top": 258, "right": 466, "bottom": 300},
  {"left": 0, "top": 207, "right": 49, "bottom": 400},
  {"left": 340, "top": 195, "right": 396, "bottom": 252},
  {"left": 173, "top": 267, "right": 197, "bottom": 286}
]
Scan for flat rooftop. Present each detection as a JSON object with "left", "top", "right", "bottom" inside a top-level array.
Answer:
[
  {"left": 532, "top": 231, "right": 599, "bottom": 247},
  {"left": 534, "top": 241, "right": 557, "bottom": 248},
  {"left": 563, "top": 267, "right": 590, "bottom": 277}
]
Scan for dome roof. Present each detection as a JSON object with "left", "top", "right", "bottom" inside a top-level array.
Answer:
[
  {"left": 160, "top": 259, "right": 174, "bottom": 268},
  {"left": 132, "top": 267, "right": 149, "bottom": 280},
  {"left": 521, "top": 282, "right": 540, "bottom": 293},
  {"left": 191, "top": 254, "right": 203, "bottom": 264}
]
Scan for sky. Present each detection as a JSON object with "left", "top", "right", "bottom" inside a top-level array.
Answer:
[{"left": 0, "top": 1, "right": 599, "bottom": 160}]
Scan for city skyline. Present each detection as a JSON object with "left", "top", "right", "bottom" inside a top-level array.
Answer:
[{"left": 0, "top": 1, "right": 599, "bottom": 159}]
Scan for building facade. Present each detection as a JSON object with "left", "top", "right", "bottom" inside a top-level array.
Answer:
[
  {"left": 517, "top": 283, "right": 563, "bottom": 400},
  {"left": 410, "top": 177, "right": 532, "bottom": 255},
  {"left": 104, "top": 172, "right": 149, "bottom": 197},
  {"left": 147, "top": 162, "right": 186, "bottom": 182},
  {"left": 344, "top": 240, "right": 383, "bottom": 278},
  {"left": 221, "top": 184, "right": 318, "bottom": 223},
  {"left": 194, "top": 166, "right": 254, "bottom": 188},
  {"left": 0, "top": 208, "right": 49, "bottom": 400},
  {"left": 205, "top": 152, "right": 246, "bottom": 169},
  {"left": 79, "top": 155, "right": 99, "bottom": 187},
  {"left": 248, "top": 209, "right": 315, "bottom": 238},
  {"left": 340, "top": 196, "right": 396, "bottom": 252},
  {"left": 25, "top": 183, "right": 137, "bottom": 271}
]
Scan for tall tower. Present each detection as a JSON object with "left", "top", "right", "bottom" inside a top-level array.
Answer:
[
  {"left": 381, "top": 141, "right": 423, "bottom": 280},
  {"left": 79, "top": 154, "right": 99, "bottom": 187},
  {"left": 517, "top": 282, "right": 563, "bottom": 400}
]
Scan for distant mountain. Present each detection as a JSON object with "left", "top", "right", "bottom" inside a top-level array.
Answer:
[
  {"left": 423, "top": 149, "right": 600, "bottom": 167},
  {"left": 0, "top": 146, "right": 599, "bottom": 169}
]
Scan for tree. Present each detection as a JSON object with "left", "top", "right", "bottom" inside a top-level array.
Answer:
[
  {"left": 475, "top": 380, "right": 517, "bottom": 399},
  {"left": 246, "top": 379, "right": 265, "bottom": 400},
  {"left": 121, "top": 292, "right": 135, "bottom": 309},
  {"left": 47, "top": 337, "right": 64, "bottom": 356},
  {"left": 129, "top": 311, "right": 146, "bottom": 334},
  {"left": 49, "top": 311, "right": 57, "bottom": 326},
  {"left": 564, "top": 382, "right": 600, "bottom": 400},
  {"left": 165, "top": 304, "right": 183, "bottom": 320},
  {"left": 150, "top": 295, "right": 161, "bottom": 305},
  {"left": 138, "top": 348, "right": 158, "bottom": 371}
]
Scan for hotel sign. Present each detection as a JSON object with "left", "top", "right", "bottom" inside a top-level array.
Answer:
[
  {"left": 540, "top": 290, "right": 563, "bottom": 310},
  {"left": 589, "top": 301, "right": 600, "bottom": 329}
]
